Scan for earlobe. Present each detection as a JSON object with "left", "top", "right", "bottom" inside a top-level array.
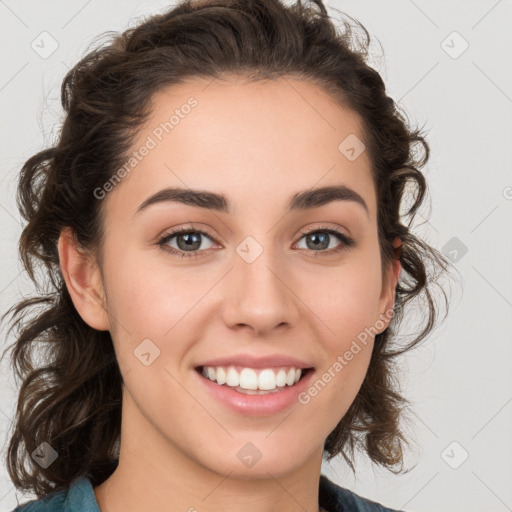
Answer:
[{"left": 57, "top": 227, "right": 110, "bottom": 331}]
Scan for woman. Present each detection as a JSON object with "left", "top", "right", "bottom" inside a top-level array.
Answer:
[{"left": 2, "top": 0, "right": 452, "bottom": 510}]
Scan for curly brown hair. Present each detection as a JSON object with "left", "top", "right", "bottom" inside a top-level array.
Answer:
[{"left": 1, "top": 0, "right": 455, "bottom": 500}]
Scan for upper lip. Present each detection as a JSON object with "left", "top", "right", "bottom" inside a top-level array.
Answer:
[{"left": 195, "top": 354, "right": 314, "bottom": 370}]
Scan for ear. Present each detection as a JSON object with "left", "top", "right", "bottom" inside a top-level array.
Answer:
[
  {"left": 57, "top": 226, "right": 110, "bottom": 331},
  {"left": 377, "top": 236, "right": 402, "bottom": 332}
]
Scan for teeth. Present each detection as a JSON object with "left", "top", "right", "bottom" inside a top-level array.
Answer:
[
  {"left": 240, "top": 368, "right": 258, "bottom": 390},
  {"left": 258, "top": 369, "right": 276, "bottom": 390},
  {"left": 276, "top": 369, "right": 287, "bottom": 387},
  {"left": 226, "top": 367, "right": 240, "bottom": 387},
  {"left": 201, "top": 365, "right": 304, "bottom": 391},
  {"left": 216, "top": 366, "right": 226, "bottom": 385}
]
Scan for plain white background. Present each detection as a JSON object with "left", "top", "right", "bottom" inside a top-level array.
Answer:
[{"left": 0, "top": 1, "right": 511, "bottom": 511}]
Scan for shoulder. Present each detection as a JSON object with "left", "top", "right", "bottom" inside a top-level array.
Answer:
[
  {"left": 11, "top": 488, "right": 67, "bottom": 512},
  {"left": 319, "top": 474, "right": 405, "bottom": 512},
  {"left": 10, "top": 476, "right": 100, "bottom": 512}
]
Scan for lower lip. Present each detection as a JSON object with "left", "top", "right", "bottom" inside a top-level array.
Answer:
[{"left": 194, "top": 368, "right": 315, "bottom": 416}]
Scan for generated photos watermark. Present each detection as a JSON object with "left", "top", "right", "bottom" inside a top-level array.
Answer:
[
  {"left": 298, "top": 305, "right": 396, "bottom": 405},
  {"left": 93, "top": 96, "right": 198, "bottom": 200}
]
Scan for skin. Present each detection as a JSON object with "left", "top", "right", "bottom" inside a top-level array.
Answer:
[{"left": 58, "top": 75, "right": 401, "bottom": 512}]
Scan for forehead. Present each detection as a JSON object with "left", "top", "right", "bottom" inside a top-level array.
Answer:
[
  {"left": 144, "top": 74, "right": 366, "bottom": 143},
  {"left": 108, "top": 75, "right": 376, "bottom": 220}
]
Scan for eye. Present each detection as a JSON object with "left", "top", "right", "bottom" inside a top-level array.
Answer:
[
  {"left": 157, "top": 225, "right": 355, "bottom": 259},
  {"left": 157, "top": 227, "right": 218, "bottom": 259},
  {"left": 294, "top": 226, "right": 355, "bottom": 258}
]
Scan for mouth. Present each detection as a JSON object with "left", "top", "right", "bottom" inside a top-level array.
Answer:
[{"left": 195, "top": 365, "right": 314, "bottom": 395}]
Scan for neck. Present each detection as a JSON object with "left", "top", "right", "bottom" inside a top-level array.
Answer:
[{"left": 93, "top": 391, "right": 326, "bottom": 512}]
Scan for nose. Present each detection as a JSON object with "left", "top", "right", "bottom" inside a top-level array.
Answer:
[{"left": 220, "top": 241, "right": 300, "bottom": 336}]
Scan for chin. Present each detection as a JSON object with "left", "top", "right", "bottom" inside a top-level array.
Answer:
[{"left": 197, "top": 441, "right": 316, "bottom": 480}]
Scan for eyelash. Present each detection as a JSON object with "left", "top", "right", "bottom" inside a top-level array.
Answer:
[{"left": 157, "top": 225, "right": 355, "bottom": 259}]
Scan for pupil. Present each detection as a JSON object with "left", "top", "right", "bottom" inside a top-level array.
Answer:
[
  {"left": 308, "top": 233, "right": 328, "bottom": 250},
  {"left": 179, "top": 232, "right": 201, "bottom": 251}
]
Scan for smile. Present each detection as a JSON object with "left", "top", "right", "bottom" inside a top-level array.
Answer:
[{"left": 198, "top": 365, "right": 309, "bottom": 394}]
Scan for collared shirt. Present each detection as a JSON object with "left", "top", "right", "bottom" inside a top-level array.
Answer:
[{"left": 11, "top": 473, "right": 405, "bottom": 511}]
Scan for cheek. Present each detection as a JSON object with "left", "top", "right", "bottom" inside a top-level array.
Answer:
[
  {"left": 294, "top": 251, "right": 380, "bottom": 405},
  {"left": 300, "top": 336, "right": 373, "bottom": 438},
  {"left": 298, "top": 254, "right": 383, "bottom": 342},
  {"left": 103, "top": 246, "right": 199, "bottom": 333}
]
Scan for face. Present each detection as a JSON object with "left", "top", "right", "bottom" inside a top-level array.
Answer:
[{"left": 70, "top": 76, "right": 399, "bottom": 480}]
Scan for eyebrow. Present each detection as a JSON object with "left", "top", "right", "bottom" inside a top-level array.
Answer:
[{"left": 134, "top": 184, "right": 369, "bottom": 217}]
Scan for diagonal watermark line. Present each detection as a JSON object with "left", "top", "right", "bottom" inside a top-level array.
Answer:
[
  {"left": 0, "top": 406, "right": 12, "bottom": 422},
  {"left": 283, "top": 77, "right": 336, "bottom": 131},
  {"left": 266, "top": 472, "right": 309, "bottom": 512},
  {"left": 200, "top": 76, "right": 217, "bottom": 93},
  {"left": 0, "top": 0, "right": 29, "bottom": 28},
  {"left": 471, "top": 0, "right": 503, "bottom": 30},
  {"left": 409, "top": 408, "right": 439, "bottom": 438},
  {"left": 407, "top": 0, "right": 439, "bottom": 28},
  {"left": 472, "top": 470, "right": 512, "bottom": 511},
  {"left": 0, "top": 406, "right": 16, "bottom": 438},
  {"left": 0, "top": 486, "right": 14, "bottom": 505},
  {"left": 472, "top": 60, "right": 512, "bottom": 103},
  {"left": 398, "top": 62, "right": 439, "bottom": 102},
  {"left": 415, "top": 211, "right": 439, "bottom": 234},
  {"left": 163, "top": 267, "right": 234, "bottom": 337},
  {"left": 0, "top": 203, "right": 22, "bottom": 227},
  {"left": 0, "top": 269, "right": 22, "bottom": 296},
  {"left": 200, "top": 471, "right": 234, "bottom": 502},
  {"left": 266, "top": 266, "right": 336, "bottom": 336},
  {"left": 472, "top": 397, "right": 512, "bottom": 439},
  {"left": 61, "top": 0, "right": 92, "bottom": 29},
  {"left": 164, "top": 368, "right": 234, "bottom": 438},
  {"left": 265, "top": 410, "right": 294, "bottom": 438},
  {"left": 58, "top": 264, "right": 132, "bottom": 337},
  {"left": 95, "top": 297, "right": 132, "bottom": 337},
  {"left": 401, "top": 472, "right": 439, "bottom": 509},
  {"left": 0, "top": 62, "right": 29, "bottom": 92},
  {"left": 470, "top": 204, "right": 499, "bottom": 233},
  {"left": 471, "top": 265, "right": 512, "bottom": 308}
]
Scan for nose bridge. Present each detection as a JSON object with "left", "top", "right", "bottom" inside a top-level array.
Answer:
[
  {"left": 223, "top": 233, "right": 298, "bottom": 331},
  {"left": 236, "top": 234, "right": 288, "bottom": 301}
]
